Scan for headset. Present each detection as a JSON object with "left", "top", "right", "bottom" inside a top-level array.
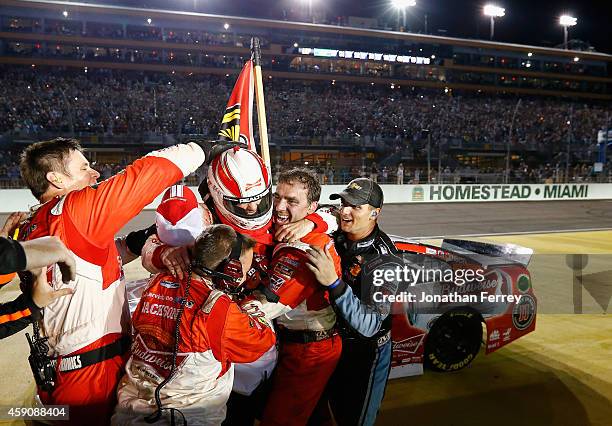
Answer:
[
  {"left": 145, "top": 232, "right": 245, "bottom": 425},
  {"left": 370, "top": 210, "right": 378, "bottom": 218},
  {"left": 191, "top": 232, "right": 245, "bottom": 295}
]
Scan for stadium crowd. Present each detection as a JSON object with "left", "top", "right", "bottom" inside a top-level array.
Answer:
[
  {"left": 2, "top": 67, "right": 608, "bottom": 146},
  {"left": 0, "top": 66, "right": 610, "bottom": 187}
]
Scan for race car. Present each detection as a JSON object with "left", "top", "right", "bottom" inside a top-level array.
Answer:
[{"left": 388, "top": 237, "right": 537, "bottom": 378}]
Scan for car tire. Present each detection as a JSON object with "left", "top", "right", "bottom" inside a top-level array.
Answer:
[{"left": 424, "top": 307, "right": 483, "bottom": 372}]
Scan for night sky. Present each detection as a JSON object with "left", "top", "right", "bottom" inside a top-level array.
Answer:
[{"left": 99, "top": 1, "right": 612, "bottom": 53}]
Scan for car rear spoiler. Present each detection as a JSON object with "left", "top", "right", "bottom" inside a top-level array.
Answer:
[{"left": 441, "top": 239, "right": 533, "bottom": 268}]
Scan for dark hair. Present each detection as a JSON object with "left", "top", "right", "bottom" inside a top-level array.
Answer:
[
  {"left": 278, "top": 168, "right": 321, "bottom": 204},
  {"left": 192, "top": 224, "right": 255, "bottom": 270},
  {"left": 19, "top": 137, "right": 83, "bottom": 200}
]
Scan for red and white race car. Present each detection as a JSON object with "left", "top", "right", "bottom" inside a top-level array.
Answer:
[{"left": 388, "top": 237, "right": 537, "bottom": 378}]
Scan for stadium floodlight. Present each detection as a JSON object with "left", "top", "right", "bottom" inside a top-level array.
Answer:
[
  {"left": 483, "top": 4, "right": 505, "bottom": 17},
  {"left": 483, "top": 5, "right": 505, "bottom": 40},
  {"left": 62, "top": 10, "right": 68, "bottom": 18},
  {"left": 223, "top": 22, "right": 230, "bottom": 30},
  {"left": 146, "top": 18, "right": 152, "bottom": 25},
  {"left": 392, "top": 0, "right": 416, "bottom": 8},
  {"left": 559, "top": 15, "right": 577, "bottom": 49},
  {"left": 391, "top": 0, "right": 416, "bottom": 30},
  {"left": 559, "top": 14, "right": 577, "bottom": 26}
]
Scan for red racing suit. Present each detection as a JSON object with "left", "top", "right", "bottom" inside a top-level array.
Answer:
[
  {"left": 18, "top": 143, "right": 205, "bottom": 425},
  {"left": 113, "top": 272, "right": 275, "bottom": 425},
  {"left": 257, "top": 231, "right": 343, "bottom": 426}
]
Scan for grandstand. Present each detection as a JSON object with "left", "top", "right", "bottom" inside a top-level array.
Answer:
[{"left": 0, "top": 0, "right": 611, "bottom": 185}]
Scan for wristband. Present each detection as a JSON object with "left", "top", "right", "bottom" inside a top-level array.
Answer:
[{"left": 328, "top": 278, "right": 341, "bottom": 289}]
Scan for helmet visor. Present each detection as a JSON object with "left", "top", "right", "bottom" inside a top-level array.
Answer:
[{"left": 222, "top": 187, "right": 272, "bottom": 220}]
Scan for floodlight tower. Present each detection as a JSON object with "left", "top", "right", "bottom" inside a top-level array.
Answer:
[
  {"left": 559, "top": 15, "right": 577, "bottom": 49},
  {"left": 483, "top": 4, "right": 505, "bottom": 40}
]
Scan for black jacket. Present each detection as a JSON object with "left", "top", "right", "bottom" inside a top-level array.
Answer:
[
  {"left": 329, "top": 225, "right": 402, "bottom": 341},
  {"left": 0, "top": 237, "right": 40, "bottom": 339}
]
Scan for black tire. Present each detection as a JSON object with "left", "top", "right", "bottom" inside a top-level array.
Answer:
[{"left": 424, "top": 308, "right": 483, "bottom": 372}]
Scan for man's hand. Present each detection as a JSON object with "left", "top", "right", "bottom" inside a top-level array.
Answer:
[
  {"left": 0, "top": 212, "right": 27, "bottom": 238},
  {"left": 305, "top": 245, "right": 339, "bottom": 287},
  {"left": 274, "top": 219, "right": 315, "bottom": 243},
  {"left": 22, "top": 236, "right": 76, "bottom": 283},
  {"left": 160, "top": 246, "right": 191, "bottom": 280},
  {"left": 193, "top": 140, "right": 248, "bottom": 165},
  {"left": 30, "top": 267, "right": 74, "bottom": 309}
]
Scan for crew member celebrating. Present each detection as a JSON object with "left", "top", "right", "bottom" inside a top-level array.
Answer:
[
  {"left": 113, "top": 225, "right": 275, "bottom": 425},
  {"left": 254, "top": 168, "right": 342, "bottom": 426}
]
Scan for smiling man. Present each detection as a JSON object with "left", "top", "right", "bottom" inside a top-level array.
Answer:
[
  {"left": 254, "top": 168, "right": 343, "bottom": 426},
  {"left": 306, "top": 178, "right": 401, "bottom": 426}
]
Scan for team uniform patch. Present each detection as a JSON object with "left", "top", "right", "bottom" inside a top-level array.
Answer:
[
  {"left": 281, "top": 258, "right": 300, "bottom": 268},
  {"left": 270, "top": 275, "right": 287, "bottom": 293},
  {"left": 160, "top": 280, "right": 179, "bottom": 289},
  {"left": 274, "top": 262, "right": 295, "bottom": 278}
]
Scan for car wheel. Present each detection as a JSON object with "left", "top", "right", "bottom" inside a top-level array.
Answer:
[{"left": 424, "top": 308, "right": 483, "bottom": 372}]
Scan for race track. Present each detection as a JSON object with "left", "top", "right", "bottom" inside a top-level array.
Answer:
[{"left": 1, "top": 201, "right": 610, "bottom": 426}]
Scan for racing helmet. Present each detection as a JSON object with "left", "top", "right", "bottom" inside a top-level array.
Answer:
[{"left": 207, "top": 148, "right": 272, "bottom": 232}]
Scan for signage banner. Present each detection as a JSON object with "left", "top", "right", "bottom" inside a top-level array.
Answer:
[{"left": 403, "top": 183, "right": 607, "bottom": 203}]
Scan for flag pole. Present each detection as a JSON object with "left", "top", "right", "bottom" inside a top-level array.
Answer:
[{"left": 251, "top": 37, "right": 271, "bottom": 170}]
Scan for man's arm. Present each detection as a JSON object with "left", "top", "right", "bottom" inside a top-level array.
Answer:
[
  {"left": 0, "top": 237, "right": 26, "bottom": 275},
  {"left": 115, "top": 224, "right": 158, "bottom": 266},
  {"left": 0, "top": 236, "right": 76, "bottom": 339},
  {"left": 67, "top": 143, "right": 206, "bottom": 245},
  {"left": 308, "top": 206, "right": 338, "bottom": 234},
  {"left": 140, "top": 235, "right": 192, "bottom": 279},
  {"left": 274, "top": 207, "right": 338, "bottom": 243},
  {"left": 306, "top": 246, "right": 398, "bottom": 338},
  {"left": 0, "top": 236, "right": 76, "bottom": 283},
  {"left": 0, "top": 293, "right": 38, "bottom": 339},
  {"left": 327, "top": 276, "right": 397, "bottom": 338},
  {"left": 1, "top": 266, "right": 73, "bottom": 340},
  {"left": 207, "top": 296, "right": 275, "bottom": 364}
]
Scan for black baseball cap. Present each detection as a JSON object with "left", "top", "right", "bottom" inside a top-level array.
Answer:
[{"left": 330, "top": 178, "right": 384, "bottom": 208}]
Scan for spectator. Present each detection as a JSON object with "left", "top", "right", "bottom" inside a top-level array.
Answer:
[
  {"left": 370, "top": 162, "right": 379, "bottom": 182},
  {"left": 397, "top": 163, "right": 404, "bottom": 184}
]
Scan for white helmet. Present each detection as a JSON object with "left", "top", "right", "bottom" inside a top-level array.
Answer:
[{"left": 207, "top": 148, "right": 272, "bottom": 232}]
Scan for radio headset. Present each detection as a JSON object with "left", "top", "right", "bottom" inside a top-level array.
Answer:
[
  {"left": 145, "top": 233, "right": 244, "bottom": 425},
  {"left": 192, "top": 232, "right": 244, "bottom": 295}
]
